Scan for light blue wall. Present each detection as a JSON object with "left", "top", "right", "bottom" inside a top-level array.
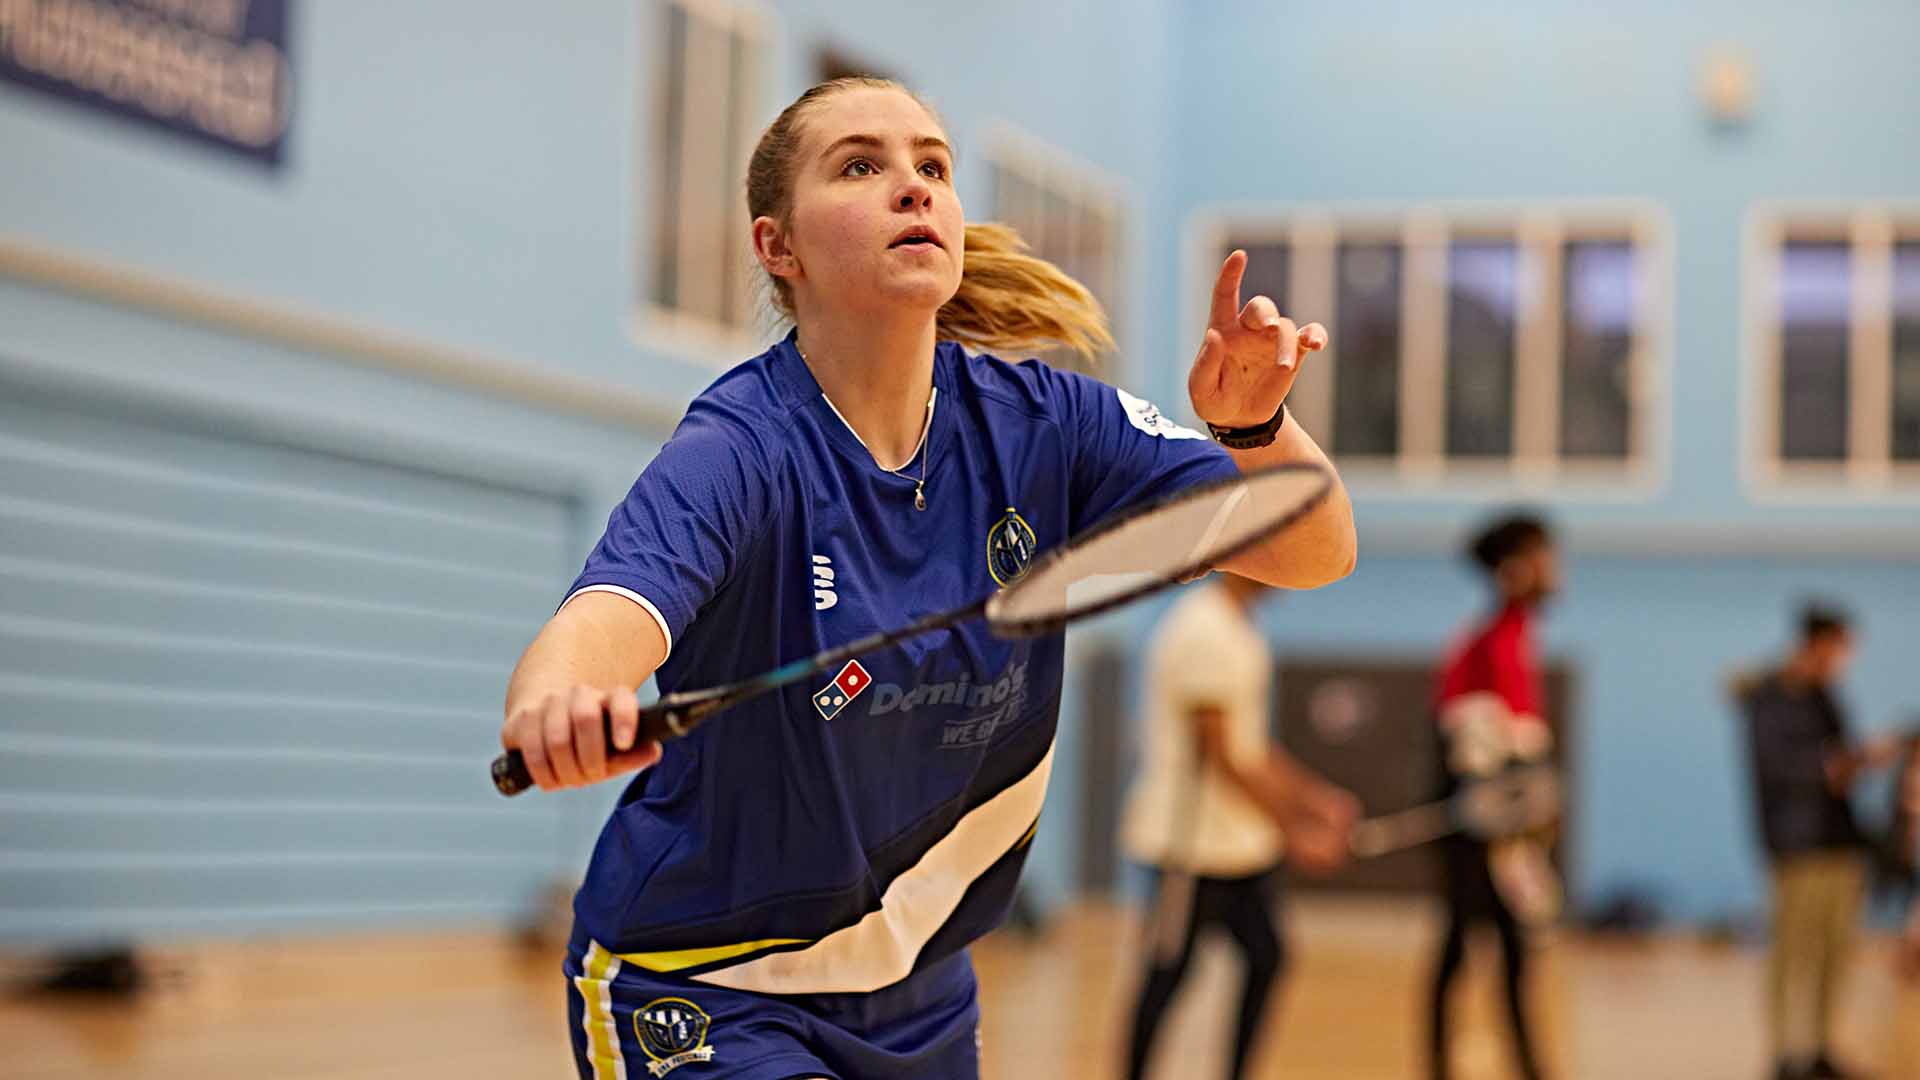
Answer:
[
  {"left": 0, "top": 0, "right": 1178, "bottom": 397},
  {"left": 1168, "top": 0, "right": 1920, "bottom": 535}
]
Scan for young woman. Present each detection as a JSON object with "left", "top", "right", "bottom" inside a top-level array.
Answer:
[{"left": 501, "top": 76, "right": 1355, "bottom": 1080}]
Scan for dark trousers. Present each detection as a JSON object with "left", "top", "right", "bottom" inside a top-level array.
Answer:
[
  {"left": 1126, "top": 866, "right": 1285, "bottom": 1080},
  {"left": 1428, "top": 836, "right": 1543, "bottom": 1080}
]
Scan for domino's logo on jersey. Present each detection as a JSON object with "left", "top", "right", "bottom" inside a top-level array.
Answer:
[{"left": 813, "top": 659, "right": 872, "bottom": 721}]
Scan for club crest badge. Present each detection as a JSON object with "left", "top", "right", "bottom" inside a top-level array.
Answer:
[
  {"left": 812, "top": 659, "right": 872, "bottom": 721},
  {"left": 1115, "top": 387, "right": 1206, "bottom": 440},
  {"left": 987, "top": 507, "right": 1037, "bottom": 588},
  {"left": 634, "top": 997, "right": 716, "bottom": 1076}
]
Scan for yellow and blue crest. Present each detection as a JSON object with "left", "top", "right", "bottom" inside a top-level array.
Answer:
[
  {"left": 634, "top": 996, "right": 715, "bottom": 1076},
  {"left": 986, "top": 507, "right": 1037, "bottom": 588}
]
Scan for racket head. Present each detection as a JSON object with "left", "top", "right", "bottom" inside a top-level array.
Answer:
[{"left": 982, "top": 463, "right": 1333, "bottom": 637}]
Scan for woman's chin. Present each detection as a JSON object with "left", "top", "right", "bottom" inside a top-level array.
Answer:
[{"left": 881, "top": 271, "right": 962, "bottom": 313}]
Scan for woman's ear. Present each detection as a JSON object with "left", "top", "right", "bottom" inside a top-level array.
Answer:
[{"left": 752, "top": 216, "right": 798, "bottom": 280}]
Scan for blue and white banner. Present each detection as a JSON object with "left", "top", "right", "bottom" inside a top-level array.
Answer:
[{"left": 0, "top": 0, "right": 292, "bottom": 166}]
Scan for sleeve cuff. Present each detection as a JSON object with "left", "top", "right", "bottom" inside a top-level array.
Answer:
[{"left": 560, "top": 584, "right": 674, "bottom": 661}]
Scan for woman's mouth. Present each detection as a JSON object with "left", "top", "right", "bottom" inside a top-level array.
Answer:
[{"left": 888, "top": 226, "right": 944, "bottom": 250}]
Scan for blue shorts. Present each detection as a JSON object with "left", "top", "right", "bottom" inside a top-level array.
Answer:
[{"left": 563, "top": 924, "right": 981, "bottom": 1079}]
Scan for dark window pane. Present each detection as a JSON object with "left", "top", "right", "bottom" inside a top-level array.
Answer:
[
  {"left": 1332, "top": 242, "right": 1401, "bottom": 456},
  {"left": 1560, "top": 240, "right": 1635, "bottom": 459},
  {"left": 1446, "top": 240, "right": 1518, "bottom": 458},
  {"left": 649, "top": 5, "right": 688, "bottom": 310},
  {"left": 1779, "top": 241, "right": 1851, "bottom": 461},
  {"left": 1893, "top": 241, "right": 1920, "bottom": 462},
  {"left": 1231, "top": 242, "right": 1290, "bottom": 316}
]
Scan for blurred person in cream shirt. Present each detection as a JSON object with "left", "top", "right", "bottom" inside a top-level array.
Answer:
[{"left": 1118, "top": 574, "right": 1357, "bottom": 1080}]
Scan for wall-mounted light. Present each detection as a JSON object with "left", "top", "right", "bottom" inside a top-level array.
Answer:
[{"left": 1698, "top": 46, "right": 1756, "bottom": 129}]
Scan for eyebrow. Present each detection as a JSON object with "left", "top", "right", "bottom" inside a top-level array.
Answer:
[{"left": 819, "top": 133, "right": 954, "bottom": 161}]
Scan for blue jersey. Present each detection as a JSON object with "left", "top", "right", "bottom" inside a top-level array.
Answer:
[{"left": 564, "top": 333, "right": 1235, "bottom": 996}]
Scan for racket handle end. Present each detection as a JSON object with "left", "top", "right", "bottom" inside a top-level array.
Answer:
[{"left": 491, "top": 751, "right": 533, "bottom": 797}]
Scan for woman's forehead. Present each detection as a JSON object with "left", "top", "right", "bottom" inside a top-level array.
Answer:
[{"left": 802, "top": 87, "right": 946, "bottom": 150}]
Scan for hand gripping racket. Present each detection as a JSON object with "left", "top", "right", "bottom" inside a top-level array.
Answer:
[
  {"left": 1348, "top": 765, "right": 1562, "bottom": 859},
  {"left": 492, "top": 463, "right": 1333, "bottom": 795}
]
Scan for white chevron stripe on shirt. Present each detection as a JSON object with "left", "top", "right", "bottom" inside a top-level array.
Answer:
[{"left": 691, "top": 740, "right": 1054, "bottom": 995}]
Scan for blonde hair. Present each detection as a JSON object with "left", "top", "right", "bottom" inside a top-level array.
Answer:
[{"left": 745, "top": 77, "right": 1114, "bottom": 362}]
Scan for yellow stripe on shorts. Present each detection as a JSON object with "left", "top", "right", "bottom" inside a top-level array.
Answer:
[
  {"left": 613, "top": 936, "right": 808, "bottom": 973},
  {"left": 574, "top": 941, "right": 628, "bottom": 1080}
]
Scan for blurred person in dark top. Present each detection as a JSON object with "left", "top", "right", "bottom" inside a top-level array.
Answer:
[{"left": 1732, "top": 605, "right": 1904, "bottom": 1080}]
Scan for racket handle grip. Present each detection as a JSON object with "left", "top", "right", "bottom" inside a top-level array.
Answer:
[{"left": 489, "top": 700, "right": 700, "bottom": 797}]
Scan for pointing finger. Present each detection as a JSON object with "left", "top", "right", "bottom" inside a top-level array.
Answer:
[{"left": 1208, "top": 250, "right": 1247, "bottom": 329}]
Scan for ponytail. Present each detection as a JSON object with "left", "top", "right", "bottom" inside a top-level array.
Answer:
[{"left": 936, "top": 222, "right": 1114, "bottom": 362}]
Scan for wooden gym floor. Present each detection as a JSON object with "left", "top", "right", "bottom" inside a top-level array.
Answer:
[{"left": 4, "top": 897, "right": 1914, "bottom": 1079}]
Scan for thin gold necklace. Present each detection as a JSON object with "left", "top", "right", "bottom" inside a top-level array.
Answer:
[{"left": 797, "top": 339, "right": 932, "bottom": 511}]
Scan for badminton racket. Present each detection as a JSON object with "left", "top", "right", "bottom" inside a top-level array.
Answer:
[
  {"left": 1349, "top": 765, "right": 1561, "bottom": 859},
  {"left": 492, "top": 463, "right": 1333, "bottom": 796}
]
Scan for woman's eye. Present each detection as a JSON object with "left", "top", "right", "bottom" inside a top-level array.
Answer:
[
  {"left": 919, "top": 161, "right": 947, "bottom": 180},
  {"left": 843, "top": 158, "right": 876, "bottom": 177}
]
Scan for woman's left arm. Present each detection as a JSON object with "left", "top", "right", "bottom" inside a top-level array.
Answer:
[{"left": 1189, "top": 249, "right": 1356, "bottom": 588}]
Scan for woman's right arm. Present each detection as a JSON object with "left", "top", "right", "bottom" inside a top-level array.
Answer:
[{"left": 501, "top": 592, "right": 669, "bottom": 791}]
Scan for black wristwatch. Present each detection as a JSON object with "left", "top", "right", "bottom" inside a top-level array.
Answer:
[{"left": 1205, "top": 403, "right": 1289, "bottom": 450}]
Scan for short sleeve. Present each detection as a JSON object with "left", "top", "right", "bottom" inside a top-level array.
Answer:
[
  {"left": 563, "top": 403, "right": 774, "bottom": 659},
  {"left": 1043, "top": 366, "right": 1240, "bottom": 534}
]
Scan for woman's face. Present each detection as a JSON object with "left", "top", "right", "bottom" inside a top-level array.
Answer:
[{"left": 775, "top": 87, "right": 964, "bottom": 321}]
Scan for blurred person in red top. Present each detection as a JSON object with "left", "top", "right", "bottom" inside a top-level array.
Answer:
[{"left": 1427, "top": 513, "right": 1559, "bottom": 1080}]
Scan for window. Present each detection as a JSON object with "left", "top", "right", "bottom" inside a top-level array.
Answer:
[
  {"left": 1895, "top": 239, "right": 1920, "bottom": 461},
  {"left": 1196, "top": 207, "right": 1663, "bottom": 482},
  {"left": 640, "top": 0, "right": 766, "bottom": 339},
  {"left": 984, "top": 130, "right": 1128, "bottom": 379},
  {"left": 1751, "top": 209, "right": 1920, "bottom": 485}
]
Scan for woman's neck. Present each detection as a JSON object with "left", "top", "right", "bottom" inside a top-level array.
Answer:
[{"left": 794, "top": 311, "right": 938, "bottom": 469}]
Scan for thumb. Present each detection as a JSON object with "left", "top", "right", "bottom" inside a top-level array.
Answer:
[
  {"left": 1186, "top": 328, "right": 1227, "bottom": 401},
  {"left": 607, "top": 741, "right": 663, "bottom": 777}
]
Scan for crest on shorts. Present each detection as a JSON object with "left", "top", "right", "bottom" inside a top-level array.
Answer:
[
  {"left": 987, "top": 507, "right": 1037, "bottom": 588},
  {"left": 634, "top": 996, "right": 715, "bottom": 1076}
]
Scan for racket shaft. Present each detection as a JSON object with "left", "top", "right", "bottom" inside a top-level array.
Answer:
[{"left": 1351, "top": 805, "right": 1458, "bottom": 858}]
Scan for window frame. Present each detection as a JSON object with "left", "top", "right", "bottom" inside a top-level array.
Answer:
[
  {"left": 1186, "top": 201, "right": 1670, "bottom": 498},
  {"left": 1743, "top": 202, "right": 1920, "bottom": 498},
  {"left": 628, "top": 0, "right": 772, "bottom": 369},
  {"left": 979, "top": 122, "right": 1136, "bottom": 386}
]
